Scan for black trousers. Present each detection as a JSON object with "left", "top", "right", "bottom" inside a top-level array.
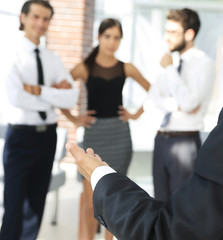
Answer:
[
  {"left": 0, "top": 124, "right": 57, "bottom": 240},
  {"left": 153, "top": 132, "right": 201, "bottom": 201}
]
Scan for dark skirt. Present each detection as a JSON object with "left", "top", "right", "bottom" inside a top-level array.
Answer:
[{"left": 78, "top": 117, "right": 132, "bottom": 181}]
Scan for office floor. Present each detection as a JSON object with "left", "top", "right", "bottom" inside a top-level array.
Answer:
[{"left": 0, "top": 151, "right": 153, "bottom": 240}]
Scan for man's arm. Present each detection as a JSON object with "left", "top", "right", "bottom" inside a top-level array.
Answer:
[
  {"left": 93, "top": 173, "right": 163, "bottom": 240},
  {"left": 66, "top": 136, "right": 223, "bottom": 240},
  {"left": 23, "top": 79, "right": 79, "bottom": 109},
  {"left": 66, "top": 143, "right": 108, "bottom": 181},
  {"left": 5, "top": 62, "right": 51, "bottom": 111},
  {"left": 40, "top": 79, "right": 79, "bottom": 109},
  {"left": 160, "top": 53, "right": 215, "bottom": 112},
  {"left": 66, "top": 143, "right": 163, "bottom": 239},
  {"left": 23, "top": 55, "right": 79, "bottom": 109}
]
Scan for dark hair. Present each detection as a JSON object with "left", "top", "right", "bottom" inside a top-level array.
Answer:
[
  {"left": 19, "top": 0, "right": 54, "bottom": 31},
  {"left": 84, "top": 18, "right": 123, "bottom": 70},
  {"left": 167, "top": 8, "right": 200, "bottom": 39}
]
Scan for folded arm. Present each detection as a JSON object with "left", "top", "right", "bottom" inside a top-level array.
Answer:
[
  {"left": 164, "top": 60, "right": 214, "bottom": 112},
  {"left": 38, "top": 54, "right": 79, "bottom": 109},
  {"left": 40, "top": 84, "right": 79, "bottom": 109},
  {"left": 23, "top": 79, "right": 79, "bottom": 109},
  {"left": 5, "top": 63, "right": 51, "bottom": 111}
]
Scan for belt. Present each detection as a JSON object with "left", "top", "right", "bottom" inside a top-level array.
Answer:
[
  {"left": 9, "top": 123, "right": 57, "bottom": 132},
  {"left": 157, "top": 130, "right": 199, "bottom": 138}
]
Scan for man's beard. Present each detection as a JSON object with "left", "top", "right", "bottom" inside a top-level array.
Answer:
[{"left": 171, "top": 39, "right": 186, "bottom": 52}]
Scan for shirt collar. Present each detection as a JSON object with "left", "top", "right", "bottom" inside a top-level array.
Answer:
[
  {"left": 180, "top": 47, "right": 197, "bottom": 62},
  {"left": 21, "top": 35, "right": 44, "bottom": 52}
]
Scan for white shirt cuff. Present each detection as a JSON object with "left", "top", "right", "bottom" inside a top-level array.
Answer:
[{"left": 91, "top": 166, "right": 116, "bottom": 191}]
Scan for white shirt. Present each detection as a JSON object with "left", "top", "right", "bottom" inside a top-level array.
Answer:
[
  {"left": 4, "top": 36, "right": 79, "bottom": 125},
  {"left": 146, "top": 47, "right": 215, "bottom": 131},
  {"left": 91, "top": 166, "right": 116, "bottom": 190},
  {"left": 91, "top": 166, "right": 116, "bottom": 191}
]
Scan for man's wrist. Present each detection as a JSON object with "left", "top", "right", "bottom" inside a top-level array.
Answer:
[
  {"left": 33, "top": 85, "right": 41, "bottom": 95},
  {"left": 91, "top": 166, "right": 116, "bottom": 191}
]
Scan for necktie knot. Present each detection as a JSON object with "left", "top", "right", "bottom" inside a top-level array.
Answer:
[
  {"left": 34, "top": 48, "right": 39, "bottom": 54},
  {"left": 177, "top": 59, "right": 183, "bottom": 74}
]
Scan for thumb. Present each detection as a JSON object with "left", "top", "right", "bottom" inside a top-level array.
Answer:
[{"left": 66, "top": 142, "right": 85, "bottom": 162}]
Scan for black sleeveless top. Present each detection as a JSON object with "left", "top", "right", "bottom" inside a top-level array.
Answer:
[{"left": 86, "top": 61, "right": 126, "bottom": 118}]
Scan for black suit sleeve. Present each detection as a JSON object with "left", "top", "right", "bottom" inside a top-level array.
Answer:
[
  {"left": 93, "top": 108, "right": 223, "bottom": 240},
  {"left": 93, "top": 173, "right": 223, "bottom": 240},
  {"left": 93, "top": 173, "right": 163, "bottom": 240}
]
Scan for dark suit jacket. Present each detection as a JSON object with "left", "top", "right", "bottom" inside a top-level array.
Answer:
[{"left": 93, "top": 108, "right": 223, "bottom": 240}]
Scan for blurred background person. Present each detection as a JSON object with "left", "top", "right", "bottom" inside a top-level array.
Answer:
[
  {"left": 61, "top": 18, "right": 150, "bottom": 240},
  {"left": 146, "top": 8, "right": 215, "bottom": 201},
  {"left": 0, "top": 1, "right": 79, "bottom": 239}
]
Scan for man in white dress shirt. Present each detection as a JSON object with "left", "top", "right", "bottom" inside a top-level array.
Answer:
[
  {"left": 147, "top": 8, "right": 215, "bottom": 201},
  {"left": 0, "top": 1, "right": 79, "bottom": 240}
]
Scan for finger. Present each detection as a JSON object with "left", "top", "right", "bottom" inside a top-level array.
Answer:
[
  {"left": 94, "top": 154, "right": 102, "bottom": 161},
  {"left": 119, "top": 113, "right": 127, "bottom": 119},
  {"left": 66, "top": 142, "right": 85, "bottom": 161},
  {"left": 119, "top": 116, "right": 127, "bottom": 122},
  {"left": 86, "top": 148, "right": 95, "bottom": 156},
  {"left": 64, "top": 83, "right": 72, "bottom": 88},
  {"left": 86, "top": 116, "right": 96, "bottom": 121},
  {"left": 118, "top": 108, "right": 126, "bottom": 113},
  {"left": 82, "top": 122, "right": 92, "bottom": 128},
  {"left": 61, "top": 83, "right": 71, "bottom": 89},
  {"left": 87, "top": 110, "right": 97, "bottom": 115},
  {"left": 89, "top": 118, "right": 96, "bottom": 124},
  {"left": 102, "top": 161, "right": 109, "bottom": 166},
  {"left": 84, "top": 117, "right": 96, "bottom": 125},
  {"left": 84, "top": 124, "right": 91, "bottom": 128},
  {"left": 119, "top": 116, "right": 124, "bottom": 121},
  {"left": 117, "top": 111, "right": 123, "bottom": 115}
]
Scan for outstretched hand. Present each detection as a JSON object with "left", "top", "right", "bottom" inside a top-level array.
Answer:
[{"left": 66, "top": 143, "right": 108, "bottom": 181}]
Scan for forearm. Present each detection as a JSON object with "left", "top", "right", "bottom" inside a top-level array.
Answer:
[
  {"left": 133, "top": 106, "right": 144, "bottom": 120},
  {"left": 6, "top": 72, "right": 50, "bottom": 111},
  {"left": 7, "top": 88, "right": 51, "bottom": 111},
  {"left": 165, "top": 65, "right": 214, "bottom": 112},
  {"left": 93, "top": 173, "right": 163, "bottom": 240},
  {"left": 60, "top": 109, "right": 78, "bottom": 123},
  {"left": 40, "top": 86, "right": 79, "bottom": 109},
  {"left": 169, "top": 75, "right": 201, "bottom": 112}
]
